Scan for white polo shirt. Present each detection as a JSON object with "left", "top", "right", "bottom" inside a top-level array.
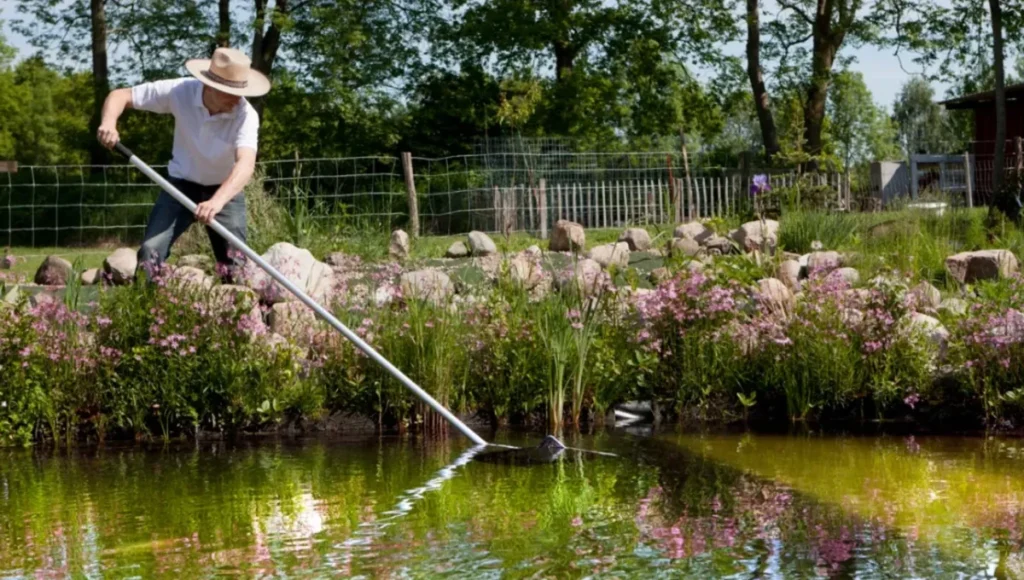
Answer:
[{"left": 131, "top": 77, "right": 259, "bottom": 186}]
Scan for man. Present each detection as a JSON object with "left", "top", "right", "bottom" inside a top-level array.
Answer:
[{"left": 96, "top": 47, "right": 271, "bottom": 281}]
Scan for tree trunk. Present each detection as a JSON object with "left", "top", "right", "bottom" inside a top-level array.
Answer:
[
  {"left": 89, "top": 0, "right": 109, "bottom": 167},
  {"left": 746, "top": 0, "right": 780, "bottom": 159},
  {"left": 554, "top": 40, "right": 575, "bottom": 83},
  {"left": 249, "top": 0, "right": 285, "bottom": 115},
  {"left": 218, "top": 0, "right": 231, "bottom": 47},
  {"left": 803, "top": 1, "right": 842, "bottom": 172},
  {"left": 990, "top": 0, "right": 1006, "bottom": 192}
]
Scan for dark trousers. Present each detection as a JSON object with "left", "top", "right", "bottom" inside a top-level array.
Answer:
[{"left": 137, "top": 177, "right": 246, "bottom": 281}]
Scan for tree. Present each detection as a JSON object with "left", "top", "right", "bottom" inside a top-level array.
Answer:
[
  {"left": 895, "top": 1, "right": 1024, "bottom": 191},
  {"left": 14, "top": 0, "right": 114, "bottom": 165},
  {"left": 436, "top": 0, "right": 738, "bottom": 138},
  {"left": 827, "top": 70, "right": 899, "bottom": 170},
  {"left": 990, "top": 0, "right": 1007, "bottom": 191},
  {"left": 892, "top": 78, "right": 962, "bottom": 156},
  {"left": 746, "top": 0, "right": 780, "bottom": 159},
  {"left": 743, "top": 0, "right": 930, "bottom": 170},
  {"left": 88, "top": 0, "right": 108, "bottom": 165}
]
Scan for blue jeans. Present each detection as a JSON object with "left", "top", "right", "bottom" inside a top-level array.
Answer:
[{"left": 137, "top": 177, "right": 246, "bottom": 281}]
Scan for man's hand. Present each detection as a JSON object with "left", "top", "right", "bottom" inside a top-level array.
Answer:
[
  {"left": 195, "top": 198, "right": 227, "bottom": 225},
  {"left": 97, "top": 124, "right": 120, "bottom": 150}
]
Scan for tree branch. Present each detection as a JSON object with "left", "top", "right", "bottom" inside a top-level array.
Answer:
[{"left": 776, "top": 0, "right": 814, "bottom": 27}]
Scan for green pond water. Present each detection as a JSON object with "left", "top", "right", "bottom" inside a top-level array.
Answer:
[{"left": 3, "top": 430, "right": 1024, "bottom": 579}]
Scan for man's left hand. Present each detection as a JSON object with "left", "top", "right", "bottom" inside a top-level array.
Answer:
[{"left": 195, "top": 198, "right": 227, "bottom": 225}]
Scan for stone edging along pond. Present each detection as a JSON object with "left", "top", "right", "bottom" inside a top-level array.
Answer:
[{"left": 3, "top": 218, "right": 1024, "bottom": 446}]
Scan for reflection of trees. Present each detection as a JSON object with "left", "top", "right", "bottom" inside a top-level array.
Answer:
[{"left": 2, "top": 436, "right": 1023, "bottom": 577}]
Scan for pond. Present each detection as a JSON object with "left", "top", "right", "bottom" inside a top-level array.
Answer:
[{"left": 3, "top": 429, "right": 1024, "bottom": 578}]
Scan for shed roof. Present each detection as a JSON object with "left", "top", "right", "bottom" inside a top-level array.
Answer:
[{"left": 939, "top": 83, "right": 1024, "bottom": 110}]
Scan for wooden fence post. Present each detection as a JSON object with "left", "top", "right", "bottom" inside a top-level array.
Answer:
[
  {"left": 964, "top": 151, "right": 974, "bottom": 209},
  {"left": 538, "top": 179, "right": 548, "bottom": 239},
  {"left": 401, "top": 152, "right": 419, "bottom": 238}
]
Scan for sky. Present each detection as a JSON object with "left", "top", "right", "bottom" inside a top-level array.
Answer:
[{"left": 0, "top": 1, "right": 958, "bottom": 114}]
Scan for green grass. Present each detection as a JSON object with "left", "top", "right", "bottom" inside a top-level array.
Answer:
[{"left": 4, "top": 247, "right": 109, "bottom": 281}]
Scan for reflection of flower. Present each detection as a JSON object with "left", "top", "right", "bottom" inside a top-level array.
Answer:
[{"left": 749, "top": 174, "right": 770, "bottom": 197}]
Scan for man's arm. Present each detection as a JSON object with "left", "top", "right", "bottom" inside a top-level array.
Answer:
[
  {"left": 194, "top": 147, "right": 256, "bottom": 225},
  {"left": 97, "top": 88, "right": 134, "bottom": 149}
]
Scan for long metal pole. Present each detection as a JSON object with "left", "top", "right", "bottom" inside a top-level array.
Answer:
[{"left": 115, "top": 142, "right": 488, "bottom": 446}]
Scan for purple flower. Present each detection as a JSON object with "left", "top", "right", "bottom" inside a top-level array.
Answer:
[
  {"left": 904, "top": 392, "right": 920, "bottom": 409},
  {"left": 750, "top": 174, "right": 770, "bottom": 196}
]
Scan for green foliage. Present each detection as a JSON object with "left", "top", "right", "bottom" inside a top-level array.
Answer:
[
  {"left": 827, "top": 70, "right": 902, "bottom": 169},
  {"left": 778, "top": 210, "right": 860, "bottom": 254}
]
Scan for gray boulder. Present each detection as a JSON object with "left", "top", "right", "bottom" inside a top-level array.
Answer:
[
  {"left": 945, "top": 249, "right": 1019, "bottom": 284},
  {"left": 103, "top": 248, "right": 138, "bottom": 285},
  {"left": 34, "top": 255, "right": 73, "bottom": 285},
  {"left": 549, "top": 220, "right": 585, "bottom": 252},
  {"left": 445, "top": 241, "right": 469, "bottom": 258},
  {"left": 618, "top": 228, "right": 652, "bottom": 251},
  {"left": 389, "top": 230, "right": 410, "bottom": 261},
  {"left": 468, "top": 231, "right": 497, "bottom": 256}
]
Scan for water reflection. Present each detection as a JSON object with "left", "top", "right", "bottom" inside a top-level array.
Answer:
[{"left": 2, "top": 432, "right": 1024, "bottom": 577}]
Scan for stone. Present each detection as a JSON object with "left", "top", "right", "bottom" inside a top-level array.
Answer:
[
  {"left": 389, "top": 230, "right": 410, "bottom": 261},
  {"left": 647, "top": 248, "right": 665, "bottom": 257},
  {"left": 240, "top": 242, "right": 335, "bottom": 304},
  {"left": 703, "top": 235, "right": 733, "bottom": 255},
  {"left": 938, "top": 298, "right": 968, "bottom": 317},
  {"left": 269, "top": 302, "right": 317, "bottom": 341},
  {"left": 168, "top": 265, "right": 213, "bottom": 290},
  {"left": 555, "top": 258, "right": 606, "bottom": 297},
  {"left": 669, "top": 238, "right": 702, "bottom": 258},
  {"left": 33, "top": 255, "right": 73, "bottom": 285},
  {"left": 177, "top": 254, "right": 214, "bottom": 272},
  {"left": 0, "top": 255, "right": 14, "bottom": 269},
  {"left": 525, "top": 245, "right": 542, "bottom": 257},
  {"left": 618, "top": 228, "right": 652, "bottom": 251},
  {"left": 907, "top": 312, "right": 949, "bottom": 359},
  {"left": 445, "top": 241, "right": 469, "bottom": 258},
  {"left": 649, "top": 267, "right": 672, "bottom": 285},
  {"left": 549, "top": 220, "right": 585, "bottom": 252},
  {"left": 80, "top": 268, "right": 101, "bottom": 286},
  {"left": 730, "top": 219, "right": 779, "bottom": 252},
  {"left": 807, "top": 251, "right": 842, "bottom": 275},
  {"left": 587, "top": 242, "right": 630, "bottom": 269},
  {"left": 472, "top": 254, "right": 504, "bottom": 281},
  {"left": 945, "top": 249, "right": 1019, "bottom": 284},
  {"left": 400, "top": 269, "right": 454, "bottom": 304},
  {"left": 911, "top": 281, "right": 942, "bottom": 310},
  {"left": 758, "top": 277, "right": 794, "bottom": 313},
  {"left": 674, "top": 222, "right": 713, "bottom": 243},
  {"left": 833, "top": 267, "right": 860, "bottom": 286},
  {"left": 2, "top": 285, "right": 21, "bottom": 305},
  {"left": 467, "top": 231, "right": 497, "bottom": 256},
  {"left": 103, "top": 248, "right": 138, "bottom": 285},
  {"left": 509, "top": 253, "right": 545, "bottom": 290},
  {"left": 779, "top": 259, "right": 802, "bottom": 292}
]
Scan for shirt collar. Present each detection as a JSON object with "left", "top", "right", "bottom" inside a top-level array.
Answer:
[{"left": 193, "top": 80, "right": 242, "bottom": 120}]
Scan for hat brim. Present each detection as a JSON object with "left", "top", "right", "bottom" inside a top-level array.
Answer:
[{"left": 184, "top": 59, "right": 271, "bottom": 97}]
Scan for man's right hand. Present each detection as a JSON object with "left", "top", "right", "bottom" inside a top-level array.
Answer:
[{"left": 97, "top": 124, "right": 120, "bottom": 149}]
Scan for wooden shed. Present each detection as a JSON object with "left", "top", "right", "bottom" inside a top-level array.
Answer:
[{"left": 939, "top": 83, "right": 1024, "bottom": 159}]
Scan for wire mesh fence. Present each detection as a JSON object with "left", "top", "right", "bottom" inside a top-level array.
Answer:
[{"left": 1, "top": 146, "right": 1012, "bottom": 250}]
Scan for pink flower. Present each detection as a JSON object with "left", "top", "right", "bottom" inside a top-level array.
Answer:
[{"left": 904, "top": 393, "right": 920, "bottom": 409}]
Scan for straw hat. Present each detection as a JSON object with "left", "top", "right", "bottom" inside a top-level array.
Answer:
[{"left": 184, "top": 47, "right": 271, "bottom": 97}]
